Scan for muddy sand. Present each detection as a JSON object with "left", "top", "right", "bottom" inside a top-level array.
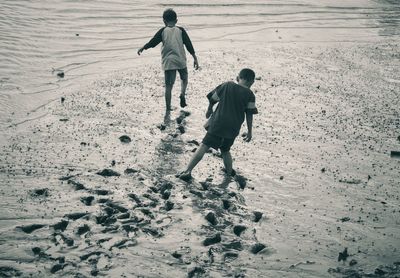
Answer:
[{"left": 1, "top": 42, "right": 399, "bottom": 277}]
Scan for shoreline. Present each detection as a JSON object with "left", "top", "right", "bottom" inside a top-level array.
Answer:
[{"left": 1, "top": 42, "right": 399, "bottom": 277}]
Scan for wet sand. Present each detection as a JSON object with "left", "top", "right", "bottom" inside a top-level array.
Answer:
[{"left": 0, "top": 42, "right": 399, "bottom": 277}]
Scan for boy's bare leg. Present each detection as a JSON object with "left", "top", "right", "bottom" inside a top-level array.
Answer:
[
  {"left": 180, "top": 78, "right": 188, "bottom": 98},
  {"left": 165, "top": 84, "right": 173, "bottom": 110},
  {"left": 221, "top": 151, "right": 233, "bottom": 176},
  {"left": 180, "top": 78, "right": 188, "bottom": 107},
  {"left": 179, "top": 144, "right": 209, "bottom": 178}
]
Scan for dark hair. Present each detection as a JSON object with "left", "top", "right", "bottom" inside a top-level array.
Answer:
[
  {"left": 239, "top": 68, "right": 255, "bottom": 82},
  {"left": 163, "top": 8, "right": 177, "bottom": 22}
]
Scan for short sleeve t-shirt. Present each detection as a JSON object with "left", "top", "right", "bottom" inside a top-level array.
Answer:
[{"left": 206, "top": 81, "right": 258, "bottom": 138}]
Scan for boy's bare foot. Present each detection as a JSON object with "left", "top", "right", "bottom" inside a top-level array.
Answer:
[
  {"left": 222, "top": 168, "right": 236, "bottom": 177},
  {"left": 179, "top": 95, "right": 187, "bottom": 108},
  {"left": 177, "top": 171, "right": 192, "bottom": 182}
]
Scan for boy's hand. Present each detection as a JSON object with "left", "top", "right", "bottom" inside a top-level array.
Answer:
[
  {"left": 194, "top": 58, "right": 199, "bottom": 70},
  {"left": 137, "top": 47, "right": 144, "bottom": 55},
  {"left": 206, "top": 107, "right": 213, "bottom": 118},
  {"left": 243, "top": 132, "right": 252, "bottom": 142}
]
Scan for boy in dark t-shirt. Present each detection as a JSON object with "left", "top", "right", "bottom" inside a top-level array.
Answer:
[
  {"left": 178, "top": 68, "right": 258, "bottom": 180},
  {"left": 137, "top": 8, "right": 199, "bottom": 111}
]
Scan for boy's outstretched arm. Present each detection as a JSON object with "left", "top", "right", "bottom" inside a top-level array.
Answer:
[
  {"left": 137, "top": 28, "right": 164, "bottom": 55},
  {"left": 244, "top": 112, "right": 253, "bottom": 142},
  {"left": 180, "top": 27, "right": 199, "bottom": 69},
  {"left": 244, "top": 98, "right": 258, "bottom": 142}
]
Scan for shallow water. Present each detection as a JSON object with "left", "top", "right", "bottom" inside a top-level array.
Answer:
[{"left": 0, "top": 0, "right": 399, "bottom": 130}]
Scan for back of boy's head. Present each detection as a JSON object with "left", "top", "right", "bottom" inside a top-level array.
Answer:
[
  {"left": 239, "top": 68, "right": 255, "bottom": 82},
  {"left": 163, "top": 8, "right": 177, "bottom": 22}
]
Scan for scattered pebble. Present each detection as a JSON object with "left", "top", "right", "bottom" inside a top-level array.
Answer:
[
  {"left": 97, "top": 169, "right": 120, "bottom": 177},
  {"left": 205, "top": 211, "right": 218, "bottom": 225},
  {"left": 233, "top": 225, "right": 246, "bottom": 236},
  {"left": 253, "top": 211, "right": 263, "bottom": 222},
  {"left": 119, "top": 135, "right": 131, "bottom": 143},
  {"left": 17, "top": 224, "right": 46, "bottom": 234},
  {"left": 53, "top": 220, "right": 69, "bottom": 231},
  {"left": 203, "top": 233, "right": 221, "bottom": 246},
  {"left": 80, "top": 196, "right": 94, "bottom": 206},
  {"left": 251, "top": 243, "right": 266, "bottom": 254},
  {"left": 338, "top": 247, "right": 349, "bottom": 262}
]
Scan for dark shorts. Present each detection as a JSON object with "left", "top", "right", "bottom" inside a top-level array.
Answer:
[
  {"left": 202, "top": 132, "right": 236, "bottom": 152},
  {"left": 164, "top": 68, "right": 188, "bottom": 85}
]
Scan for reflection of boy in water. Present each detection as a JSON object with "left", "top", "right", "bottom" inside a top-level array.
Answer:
[
  {"left": 179, "top": 68, "right": 258, "bottom": 180},
  {"left": 137, "top": 8, "right": 199, "bottom": 111}
]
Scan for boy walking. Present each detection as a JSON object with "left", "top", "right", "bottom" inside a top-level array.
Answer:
[
  {"left": 137, "top": 8, "right": 199, "bottom": 110},
  {"left": 178, "top": 68, "right": 258, "bottom": 180}
]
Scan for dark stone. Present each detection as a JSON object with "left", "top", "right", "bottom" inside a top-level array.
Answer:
[
  {"left": 172, "top": 251, "right": 182, "bottom": 259},
  {"left": 251, "top": 243, "right": 266, "bottom": 254},
  {"left": 124, "top": 168, "right": 138, "bottom": 174},
  {"left": 222, "top": 199, "right": 231, "bottom": 210},
  {"left": 188, "top": 267, "right": 205, "bottom": 278},
  {"left": 375, "top": 268, "right": 386, "bottom": 275},
  {"left": 17, "top": 224, "right": 46, "bottom": 234},
  {"left": 122, "top": 224, "right": 136, "bottom": 233},
  {"left": 32, "top": 247, "right": 42, "bottom": 255},
  {"left": 106, "top": 201, "right": 128, "bottom": 213},
  {"left": 176, "top": 115, "right": 184, "bottom": 124},
  {"left": 65, "top": 212, "right": 88, "bottom": 220},
  {"left": 97, "top": 169, "right": 120, "bottom": 177},
  {"left": 253, "top": 211, "right": 263, "bottom": 222},
  {"left": 119, "top": 135, "right": 131, "bottom": 143},
  {"left": 338, "top": 247, "right": 349, "bottom": 262},
  {"left": 205, "top": 211, "right": 218, "bottom": 225},
  {"left": 31, "top": 188, "right": 49, "bottom": 197},
  {"left": 159, "top": 181, "right": 173, "bottom": 193},
  {"left": 224, "top": 252, "right": 239, "bottom": 261},
  {"left": 96, "top": 215, "right": 117, "bottom": 226},
  {"left": 111, "top": 160, "right": 116, "bottom": 166},
  {"left": 177, "top": 125, "right": 185, "bottom": 134},
  {"left": 97, "top": 198, "right": 109, "bottom": 203},
  {"left": 127, "top": 193, "right": 142, "bottom": 205},
  {"left": 233, "top": 225, "right": 246, "bottom": 236},
  {"left": 67, "top": 180, "right": 86, "bottom": 190},
  {"left": 349, "top": 259, "right": 358, "bottom": 266},
  {"left": 321, "top": 168, "right": 326, "bottom": 173},
  {"left": 53, "top": 220, "right": 69, "bottom": 231},
  {"left": 203, "top": 233, "right": 221, "bottom": 246},
  {"left": 93, "top": 189, "right": 111, "bottom": 195},
  {"left": 117, "top": 212, "right": 130, "bottom": 219},
  {"left": 157, "top": 124, "right": 166, "bottom": 130},
  {"left": 80, "top": 251, "right": 109, "bottom": 261},
  {"left": 223, "top": 240, "right": 243, "bottom": 251},
  {"left": 103, "top": 207, "right": 117, "bottom": 216},
  {"left": 59, "top": 175, "right": 74, "bottom": 181},
  {"left": 161, "top": 189, "right": 171, "bottom": 200},
  {"left": 279, "top": 176, "right": 284, "bottom": 180},
  {"left": 80, "top": 196, "right": 94, "bottom": 206},
  {"left": 59, "top": 234, "right": 74, "bottom": 246},
  {"left": 50, "top": 263, "right": 64, "bottom": 273},
  {"left": 59, "top": 118, "right": 68, "bottom": 122},
  {"left": 340, "top": 217, "right": 351, "bottom": 222},
  {"left": 0, "top": 266, "right": 22, "bottom": 277},
  {"left": 76, "top": 224, "right": 90, "bottom": 235},
  {"left": 164, "top": 201, "right": 174, "bottom": 211},
  {"left": 57, "top": 71, "right": 64, "bottom": 78},
  {"left": 141, "top": 227, "right": 162, "bottom": 237}
]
